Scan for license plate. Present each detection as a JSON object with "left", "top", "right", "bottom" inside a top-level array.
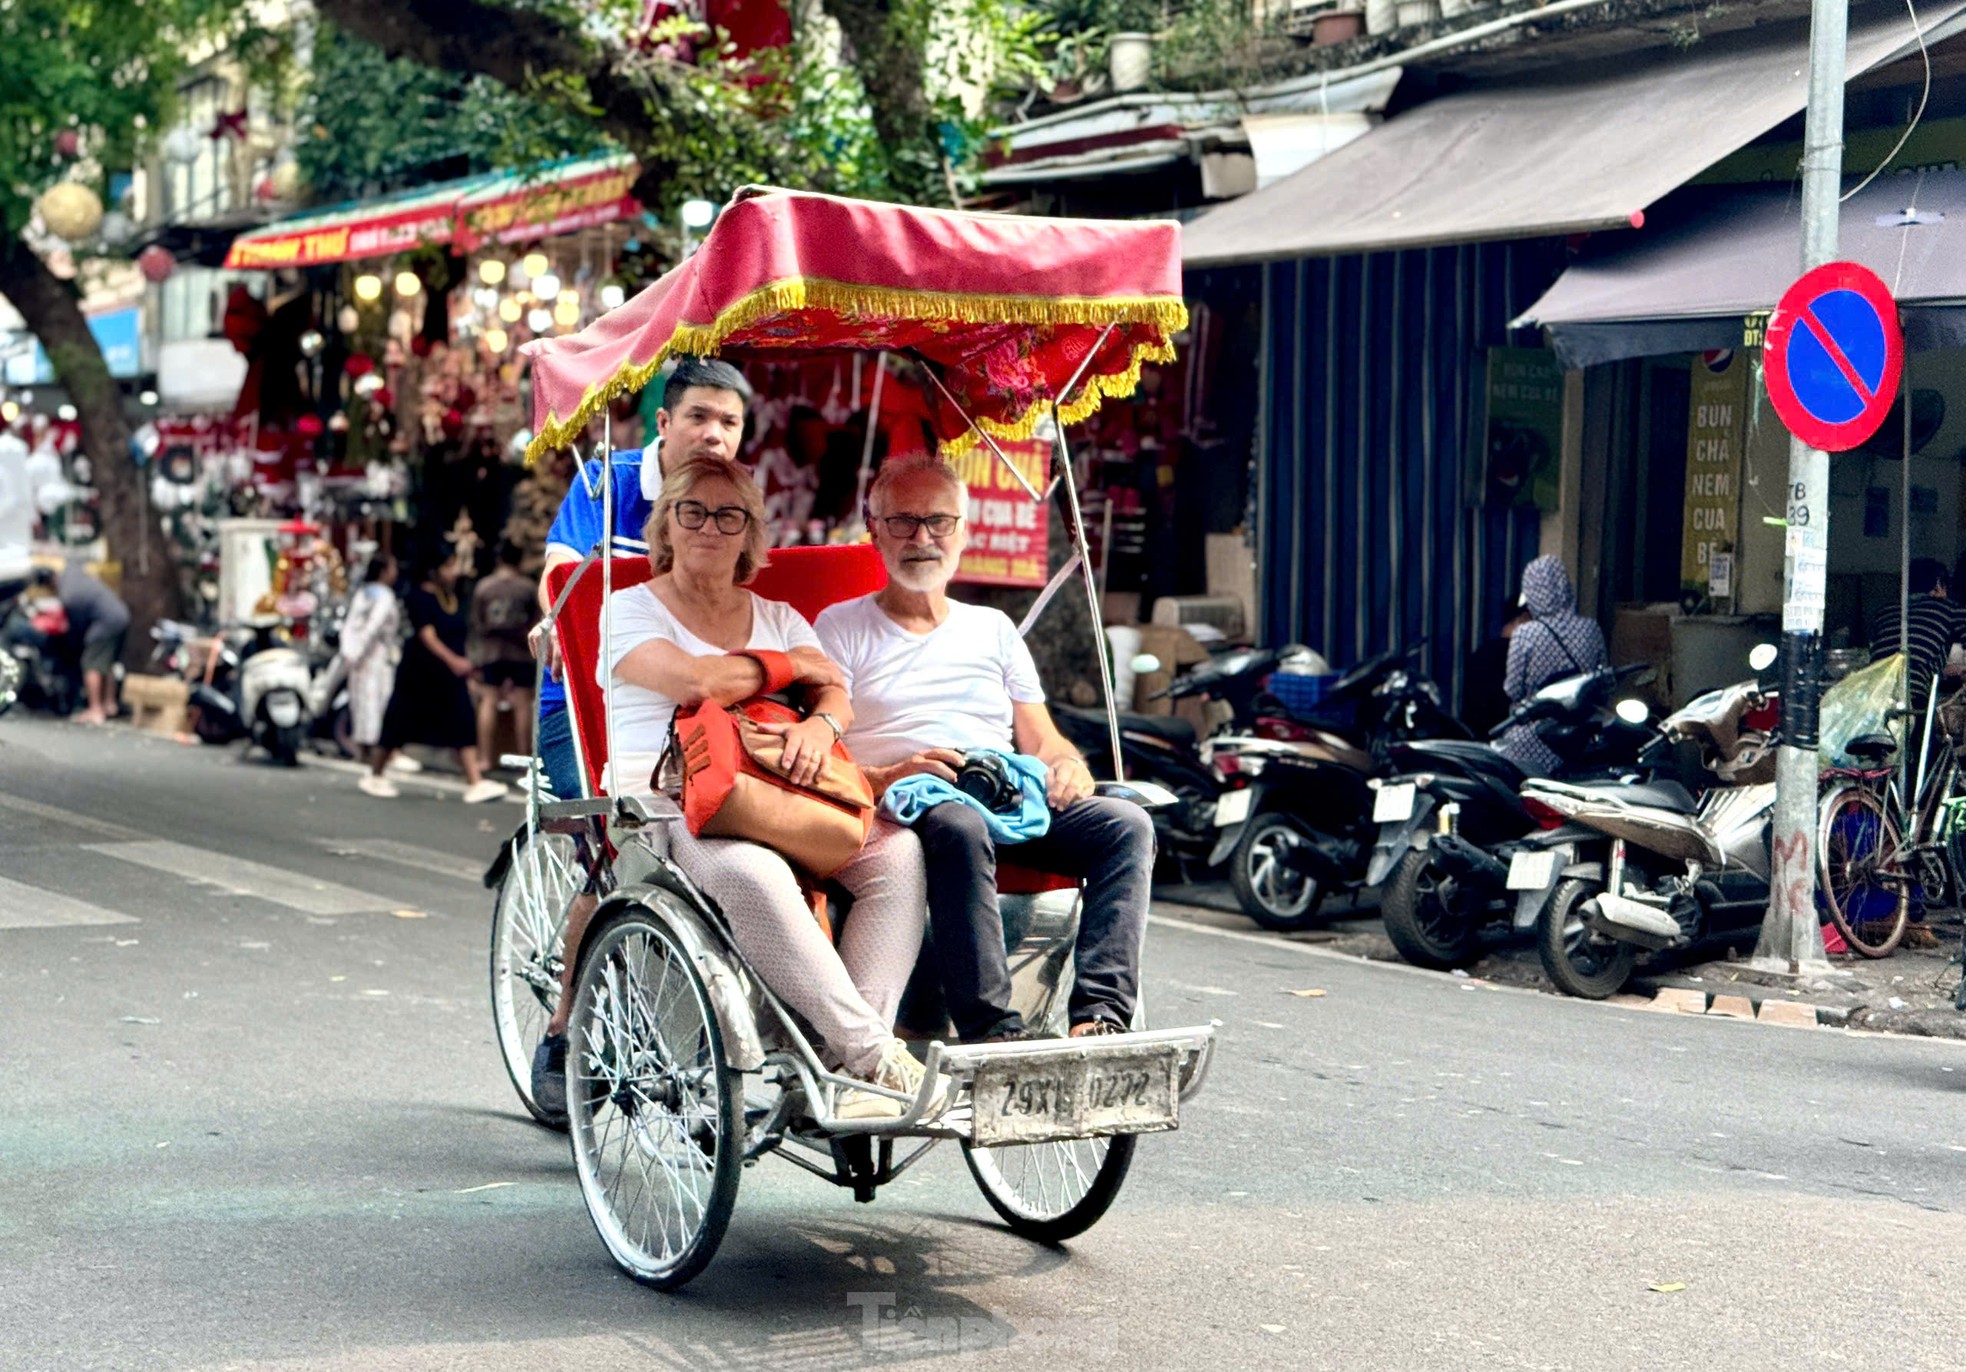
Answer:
[
  {"left": 1372, "top": 782, "right": 1416, "bottom": 824},
  {"left": 1506, "top": 849, "right": 1560, "bottom": 891},
  {"left": 970, "top": 1045, "right": 1182, "bottom": 1146},
  {"left": 1213, "top": 788, "right": 1253, "bottom": 827}
]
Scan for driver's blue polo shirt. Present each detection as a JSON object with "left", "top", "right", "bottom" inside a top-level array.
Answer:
[{"left": 538, "top": 448, "right": 654, "bottom": 721}]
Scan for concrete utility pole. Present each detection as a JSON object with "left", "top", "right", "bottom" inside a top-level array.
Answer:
[{"left": 1754, "top": 0, "right": 1846, "bottom": 974}]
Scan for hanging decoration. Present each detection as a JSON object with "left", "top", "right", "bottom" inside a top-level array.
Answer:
[
  {"left": 53, "top": 129, "right": 80, "bottom": 160},
  {"left": 37, "top": 181, "right": 104, "bottom": 243},
  {"left": 209, "top": 109, "right": 249, "bottom": 143},
  {"left": 163, "top": 127, "right": 203, "bottom": 166}
]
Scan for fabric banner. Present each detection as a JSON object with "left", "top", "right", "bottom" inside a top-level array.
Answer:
[
  {"left": 1680, "top": 349, "right": 1751, "bottom": 593},
  {"left": 950, "top": 438, "right": 1049, "bottom": 588}
]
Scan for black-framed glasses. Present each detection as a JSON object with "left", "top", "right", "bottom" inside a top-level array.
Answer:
[
  {"left": 874, "top": 513, "right": 962, "bottom": 540},
  {"left": 673, "top": 500, "right": 752, "bottom": 535}
]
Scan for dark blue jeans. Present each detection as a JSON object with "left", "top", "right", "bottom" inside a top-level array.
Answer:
[
  {"left": 912, "top": 795, "right": 1153, "bottom": 1041},
  {"left": 537, "top": 704, "right": 582, "bottom": 801}
]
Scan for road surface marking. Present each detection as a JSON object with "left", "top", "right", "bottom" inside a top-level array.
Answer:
[
  {"left": 313, "top": 837, "right": 485, "bottom": 885},
  {"left": 0, "top": 792, "right": 146, "bottom": 842},
  {"left": 0, "top": 875, "right": 138, "bottom": 929},
  {"left": 83, "top": 840, "right": 393, "bottom": 916}
]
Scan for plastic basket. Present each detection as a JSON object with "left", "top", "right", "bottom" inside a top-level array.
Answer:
[{"left": 1268, "top": 671, "right": 1335, "bottom": 716}]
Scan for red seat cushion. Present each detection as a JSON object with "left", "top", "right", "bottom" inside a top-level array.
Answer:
[
  {"left": 996, "top": 863, "right": 1081, "bottom": 895},
  {"left": 549, "top": 544, "right": 887, "bottom": 798}
]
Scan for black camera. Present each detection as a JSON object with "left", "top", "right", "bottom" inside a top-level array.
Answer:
[{"left": 954, "top": 750, "right": 1023, "bottom": 814}]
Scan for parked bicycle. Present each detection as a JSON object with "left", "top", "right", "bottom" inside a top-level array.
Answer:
[{"left": 1816, "top": 677, "right": 1966, "bottom": 958}]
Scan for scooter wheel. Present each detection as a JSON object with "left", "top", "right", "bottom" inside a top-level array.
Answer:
[
  {"left": 1228, "top": 813, "right": 1328, "bottom": 931},
  {"left": 1536, "top": 879, "right": 1637, "bottom": 1000},
  {"left": 270, "top": 724, "right": 303, "bottom": 767},
  {"left": 1380, "top": 849, "right": 1481, "bottom": 969}
]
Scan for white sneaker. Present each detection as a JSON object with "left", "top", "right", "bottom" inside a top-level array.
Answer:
[
  {"left": 836, "top": 1040, "right": 952, "bottom": 1122},
  {"left": 462, "top": 779, "right": 509, "bottom": 805},
  {"left": 357, "top": 774, "right": 399, "bottom": 799},
  {"left": 386, "top": 754, "right": 423, "bottom": 774}
]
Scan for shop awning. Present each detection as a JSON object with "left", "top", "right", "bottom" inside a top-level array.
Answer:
[
  {"left": 223, "top": 153, "right": 638, "bottom": 270},
  {"left": 1517, "top": 169, "right": 1966, "bottom": 368},
  {"left": 1180, "top": 3, "right": 1966, "bottom": 267}
]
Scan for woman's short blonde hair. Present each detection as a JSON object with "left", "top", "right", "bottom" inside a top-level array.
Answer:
[{"left": 646, "top": 454, "right": 771, "bottom": 585}]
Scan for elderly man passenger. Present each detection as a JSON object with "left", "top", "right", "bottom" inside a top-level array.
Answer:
[
  {"left": 816, "top": 456, "right": 1153, "bottom": 1043},
  {"left": 552, "top": 453, "right": 942, "bottom": 1120}
]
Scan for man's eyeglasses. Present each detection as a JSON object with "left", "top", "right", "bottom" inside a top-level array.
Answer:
[
  {"left": 673, "top": 500, "right": 752, "bottom": 535},
  {"left": 873, "top": 513, "right": 962, "bottom": 540}
]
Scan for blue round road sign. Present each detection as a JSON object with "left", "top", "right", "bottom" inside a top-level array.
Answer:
[{"left": 1763, "top": 261, "right": 1904, "bottom": 453}]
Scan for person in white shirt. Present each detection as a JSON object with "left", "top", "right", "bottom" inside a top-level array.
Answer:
[
  {"left": 816, "top": 456, "right": 1152, "bottom": 1043},
  {"left": 548, "top": 453, "right": 943, "bottom": 1123}
]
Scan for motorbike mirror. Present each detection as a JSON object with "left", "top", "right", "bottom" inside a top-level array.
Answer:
[
  {"left": 1615, "top": 697, "right": 1651, "bottom": 726},
  {"left": 1748, "top": 643, "right": 1779, "bottom": 672},
  {"left": 1130, "top": 653, "right": 1162, "bottom": 675}
]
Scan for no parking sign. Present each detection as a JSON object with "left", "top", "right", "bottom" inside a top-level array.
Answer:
[{"left": 1763, "top": 261, "right": 1904, "bottom": 452}]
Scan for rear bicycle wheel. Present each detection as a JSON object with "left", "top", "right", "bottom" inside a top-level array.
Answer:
[
  {"left": 567, "top": 905, "right": 742, "bottom": 1290},
  {"left": 1818, "top": 783, "right": 1910, "bottom": 958},
  {"left": 489, "top": 827, "right": 583, "bottom": 1125},
  {"left": 962, "top": 965, "right": 1137, "bottom": 1243}
]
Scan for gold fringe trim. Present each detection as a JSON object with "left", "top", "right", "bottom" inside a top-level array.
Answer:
[{"left": 524, "top": 275, "right": 1188, "bottom": 464}]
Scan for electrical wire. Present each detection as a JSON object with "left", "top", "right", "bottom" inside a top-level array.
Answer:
[{"left": 1842, "top": 0, "right": 1933, "bottom": 204}]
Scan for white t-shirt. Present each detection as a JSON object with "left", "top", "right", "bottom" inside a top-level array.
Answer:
[
  {"left": 601, "top": 584, "right": 822, "bottom": 761},
  {"left": 814, "top": 595, "right": 1044, "bottom": 768},
  {"left": 0, "top": 432, "right": 30, "bottom": 583}
]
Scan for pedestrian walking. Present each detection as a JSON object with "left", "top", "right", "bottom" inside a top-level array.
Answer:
[
  {"left": 368, "top": 550, "right": 508, "bottom": 804},
  {"left": 345, "top": 554, "right": 403, "bottom": 796},
  {"left": 470, "top": 539, "right": 537, "bottom": 769}
]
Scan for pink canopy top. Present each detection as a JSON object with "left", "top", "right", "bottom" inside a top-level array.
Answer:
[{"left": 522, "top": 188, "right": 1186, "bottom": 462}]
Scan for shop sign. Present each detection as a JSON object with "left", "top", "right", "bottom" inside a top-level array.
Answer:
[
  {"left": 3, "top": 306, "right": 140, "bottom": 383},
  {"left": 1680, "top": 349, "right": 1750, "bottom": 594},
  {"left": 1482, "top": 348, "right": 1564, "bottom": 510},
  {"left": 455, "top": 161, "right": 639, "bottom": 251},
  {"left": 225, "top": 202, "right": 456, "bottom": 270},
  {"left": 951, "top": 437, "right": 1050, "bottom": 588},
  {"left": 1762, "top": 260, "right": 1904, "bottom": 452}
]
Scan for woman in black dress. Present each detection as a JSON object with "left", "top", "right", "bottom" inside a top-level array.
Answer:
[{"left": 370, "top": 553, "right": 509, "bottom": 804}]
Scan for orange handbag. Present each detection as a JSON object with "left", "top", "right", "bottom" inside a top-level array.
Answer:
[{"left": 673, "top": 693, "right": 876, "bottom": 880}]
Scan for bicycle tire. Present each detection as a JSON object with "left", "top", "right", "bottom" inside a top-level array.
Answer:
[{"left": 1817, "top": 782, "right": 1910, "bottom": 958}]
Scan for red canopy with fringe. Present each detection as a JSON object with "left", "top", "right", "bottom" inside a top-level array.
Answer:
[{"left": 521, "top": 188, "right": 1186, "bottom": 463}]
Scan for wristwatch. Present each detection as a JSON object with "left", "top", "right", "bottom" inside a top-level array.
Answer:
[{"left": 814, "top": 711, "right": 844, "bottom": 741}]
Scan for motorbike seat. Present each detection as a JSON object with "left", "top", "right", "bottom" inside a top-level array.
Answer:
[
  {"left": 1117, "top": 712, "right": 1197, "bottom": 747},
  {"left": 1845, "top": 733, "right": 1898, "bottom": 765},
  {"left": 1611, "top": 780, "right": 1700, "bottom": 813}
]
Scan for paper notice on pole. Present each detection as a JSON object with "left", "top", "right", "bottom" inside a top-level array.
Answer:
[
  {"left": 1707, "top": 552, "right": 1733, "bottom": 599},
  {"left": 1785, "top": 526, "right": 1805, "bottom": 556}
]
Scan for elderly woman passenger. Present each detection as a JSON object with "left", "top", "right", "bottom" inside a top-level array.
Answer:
[{"left": 581, "top": 454, "right": 941, "bottom": 1120}]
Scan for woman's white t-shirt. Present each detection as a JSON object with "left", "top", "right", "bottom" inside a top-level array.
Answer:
[{"left": 600, "top": 582, "right": 822, "bottom": 763}]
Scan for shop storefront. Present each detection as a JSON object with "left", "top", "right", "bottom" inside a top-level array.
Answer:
[{"left": 1518, "top": 169, "right": 1966, "bottom": 702}]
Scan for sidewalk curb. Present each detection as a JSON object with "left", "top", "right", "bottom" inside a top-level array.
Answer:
[{"left": 1624, "top": 970, "right": 1966, "bottom": 1039}]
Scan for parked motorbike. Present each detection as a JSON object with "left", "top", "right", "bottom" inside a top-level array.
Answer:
[
  {"left": 184, "top": 617, "right": 315, "bottom": 765},
  {"left": 1372, "top": 663, "right": 1659, "bottom": 969},
  {"left": 1052, "top": 640, "right": 1304, "bottom": 882},
  {"left": 0, "top": 580, "right": 81, "bottom": 716},
  {"left": 1512, "top": 647, "right": 1781, "bottom": 999},
  {"left": 1206, "top": 646, "right": 1470, "bottom": 930}
]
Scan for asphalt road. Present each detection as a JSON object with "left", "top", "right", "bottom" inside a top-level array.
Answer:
[{"left": 5, "top": 714, "right": 1966, "bottom": 1372}]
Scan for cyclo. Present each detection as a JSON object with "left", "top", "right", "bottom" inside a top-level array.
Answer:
[{"left": 486, "top": 188, "right": 1216, "bottom": 1289}]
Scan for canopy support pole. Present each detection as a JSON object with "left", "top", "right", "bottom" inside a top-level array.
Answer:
[
  {"left": 851, "top": 351, "right": 888, "bottom": 527},
  {"left": 913, "top": 359, "right": 1044, "bottom": 503},
  {"left": 1051, "top": 405, "right": 1125, "bottom": 783},
  {"left": 601, "top": 415, "right": 618, "bottom": 804}
]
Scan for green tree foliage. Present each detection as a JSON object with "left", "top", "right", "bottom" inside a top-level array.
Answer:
[{"left": 297, "top": 25, "right": 613, "bottom": 204}]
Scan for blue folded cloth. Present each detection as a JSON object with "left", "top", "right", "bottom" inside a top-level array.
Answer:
[{"left": 880, "top": 748, "right": 1052, "bottom": 843}]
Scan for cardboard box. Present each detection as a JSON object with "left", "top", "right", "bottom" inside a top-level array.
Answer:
[
  {"left": 123, "top": 673, "right": 190, "bottom": 737},
  {"left": 1205, "top": 533, "right": 1256, "bottom": 638},
  {"left": 1131, "top": 624, "right": 1210, "bottom": 714}
]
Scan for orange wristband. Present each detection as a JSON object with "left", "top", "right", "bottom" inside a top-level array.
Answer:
[{"left": 735, "top": 649, "right": 796, "bottom": 694}]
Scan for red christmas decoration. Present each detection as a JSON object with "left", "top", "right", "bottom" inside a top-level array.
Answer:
[
  {"left": 344, "top": 353, "right": 375, "bottom": 378},
  {"left": 441, "top": 407, "right": 465, "bottom": 438},
  {"left": 295, "top": 414, "right": 325, "bottom": 438},
  {"left": 410, "top": 336, "right": 432, "bottom": 358},
  {"left": 209, "top": 109, "right": 249, "bottom": 142},
  {"left": 53, "top": 129, "right": 80, "bottom": 159},
  {"left": 372, "top": 387, "right": 394, "bottom": 410},
  {"left": 137, "top": 245, "right": 175, "bottom": 284}
]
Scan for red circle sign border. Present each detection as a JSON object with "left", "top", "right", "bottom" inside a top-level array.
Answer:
[{"left": 1762, "top": 260, "right": 1904, "bottom": 454}]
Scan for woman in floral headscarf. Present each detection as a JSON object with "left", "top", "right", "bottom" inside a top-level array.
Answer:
[{"left": 1496, "top": 555, "right": 1608, "bottom": 775}]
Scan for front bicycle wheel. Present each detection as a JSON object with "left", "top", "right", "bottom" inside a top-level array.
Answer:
[
  {"left": 1818, "top": 783, "right": 1910, "bottom": 958},
  {"left": 489, "top": 827, "right": 582, "bottom": 1124},
  {"left": 962, "top": 961, "right": 1137, "bottom": 1243},
  {"left": 568, "top": 905, "right": 742, "bottom": 1290}
]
